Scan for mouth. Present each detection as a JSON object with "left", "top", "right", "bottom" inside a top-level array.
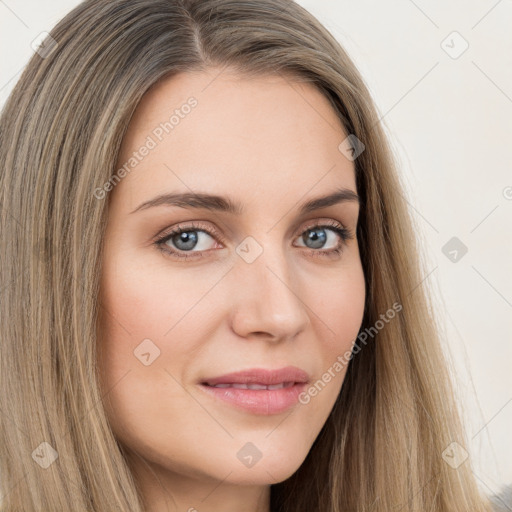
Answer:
[
  {"left": 201, "top": 381, "right": 296, "bottom": 390},
  {"left": 197, "top": 367, "right": 309, "bottom": 415},
  {"left": 199, "top": 365, "right": 310, "bottom": 387}
]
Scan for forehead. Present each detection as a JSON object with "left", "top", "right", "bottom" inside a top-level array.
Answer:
[{"left": 113, "top": 69, "right": 356, "bottom": 213}]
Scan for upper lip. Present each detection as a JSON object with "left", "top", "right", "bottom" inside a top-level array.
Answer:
[{"left": 200, "top": 366, "right": 310, "bottom": 386}]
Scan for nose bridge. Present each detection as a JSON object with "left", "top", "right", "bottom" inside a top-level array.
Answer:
[{"left": 229, "top": 234, "right": 310, "bottom": 340}]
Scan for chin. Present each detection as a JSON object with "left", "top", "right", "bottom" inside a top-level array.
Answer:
[{"left": 222, "top": 447, "right": 309, "bottom": 485}]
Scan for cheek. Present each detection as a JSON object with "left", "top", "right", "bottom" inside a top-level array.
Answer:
[
  {"left": 96, "top": 250, "right": 227, "bottom": 435},
  {"left": 308, "top": 262, "right": 366, "bottom": 350},
  {"left": 295, "top": 263, "right": 366, "bottom": 421},
  {"left": 98, "top": 249, "right": 214, "bottom": 351},
  {"left": 96, "top": 272, "right": 201, "bottom": 458}
]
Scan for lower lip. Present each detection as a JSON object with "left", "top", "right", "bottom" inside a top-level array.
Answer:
[{"left": 198, "top": 382, "right": 307, "bottom": 415}]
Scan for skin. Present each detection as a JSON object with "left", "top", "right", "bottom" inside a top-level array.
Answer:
[{"left": 97, "top": 67, "right": 366, "bottom": 512}]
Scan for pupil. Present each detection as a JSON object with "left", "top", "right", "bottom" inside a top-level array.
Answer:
[
  {"left": 305, "top": 228, "right": 326, "bottom": 249},
  {"left": 174, "top": 231, "right": 198, "bottom": 250}
]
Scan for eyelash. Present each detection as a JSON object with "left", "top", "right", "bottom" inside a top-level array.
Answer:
[{"left": 153, "top": 220, "right": 354, "bottom": 261}]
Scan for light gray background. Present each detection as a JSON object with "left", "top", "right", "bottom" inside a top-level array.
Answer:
[{"left": 1, "top": 0, "right": 511, "bottom": 496}]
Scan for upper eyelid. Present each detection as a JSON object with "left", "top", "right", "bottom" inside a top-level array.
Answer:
[{"left": 156, "top": 218, "right": 349, "bottom": 242}]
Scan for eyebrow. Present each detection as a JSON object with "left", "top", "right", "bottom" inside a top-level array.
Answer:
[{"left": 129, "top": 187, "right": 361, "bottom": 216}]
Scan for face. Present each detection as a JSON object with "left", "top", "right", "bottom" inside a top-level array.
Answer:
[{"left": 98, "top": 68, "right": 365, "bottom": 508}]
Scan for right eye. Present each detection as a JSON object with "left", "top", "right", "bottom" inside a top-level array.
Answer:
[{"left": 154, "top": 221, "right": 223, "bottom": 260}]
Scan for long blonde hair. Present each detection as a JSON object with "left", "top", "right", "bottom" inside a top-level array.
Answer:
[{"left": 0, "top": 0, "right": 493, "bottom": 510}]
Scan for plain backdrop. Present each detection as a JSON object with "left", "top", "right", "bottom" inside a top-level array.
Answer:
[{"left": 1, "top": 0, "right": 511, "bottom": 497}]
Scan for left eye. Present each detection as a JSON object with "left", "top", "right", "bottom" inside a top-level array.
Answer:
[
  {"left": 154, "top": 221, "right": 352, "bottom": 260},
  {"left": 295, "top": 225, "right": 344, "bottom": 250}
]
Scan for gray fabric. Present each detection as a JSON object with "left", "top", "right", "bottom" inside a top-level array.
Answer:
[{"left": 490, "top": 484, "right": 512, "bottom": 511}]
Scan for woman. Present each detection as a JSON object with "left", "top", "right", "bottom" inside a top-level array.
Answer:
[{"left": 0, "top": 0, "right": 494, "bottom": 510}]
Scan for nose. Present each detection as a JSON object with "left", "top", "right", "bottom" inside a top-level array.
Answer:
[{"left": 229, "top": 248, "right": 310, "bottom": 343}]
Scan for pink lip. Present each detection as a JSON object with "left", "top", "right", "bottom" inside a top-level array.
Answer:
[
  {"left": 200, "top": 366, "right": 310, "bottom": 386},
  {"left": 198, "top": 366, "right": 310, "bottom": 415}
]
